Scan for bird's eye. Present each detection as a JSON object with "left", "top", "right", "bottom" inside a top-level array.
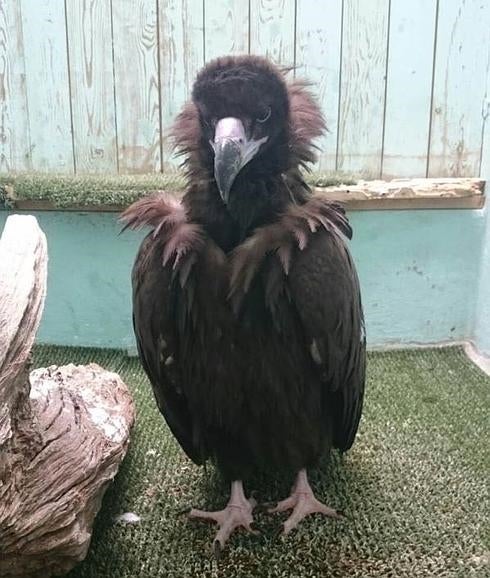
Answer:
[{"left": 256, "top": 107, "right": 271, "bottom": 124}]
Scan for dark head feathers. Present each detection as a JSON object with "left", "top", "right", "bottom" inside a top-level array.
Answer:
[
  {"left": 171, "top": 55, "right": 326, "bottom": 183},
  {"left": 192, "top": 55, "right": 286, "bottom": 98}
]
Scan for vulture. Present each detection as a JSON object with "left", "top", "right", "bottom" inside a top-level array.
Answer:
[{"left": 122, "top": 55, "right": 365, "bottom": 552}]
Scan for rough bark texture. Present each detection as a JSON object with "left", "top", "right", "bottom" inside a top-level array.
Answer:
[
  {"left": 0, "top": 215, "right": 47, "bottom": 448},
  {"left": 316, "top": 177, "right": 485, "bottom": 209},
  {"left": 320, "top": 177, "right": 485, "bottom": 199},
  {"left": 0, "top": 215, "right": 135, "bottom": 578}
]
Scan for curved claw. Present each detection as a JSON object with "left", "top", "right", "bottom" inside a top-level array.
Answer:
[{"left": 213, "top": 539, "right": 222, "bottom": 560}]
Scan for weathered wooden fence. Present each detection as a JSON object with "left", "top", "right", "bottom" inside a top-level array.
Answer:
[{"left": 1, "top": 0, "right": 489, "bottom": 178}]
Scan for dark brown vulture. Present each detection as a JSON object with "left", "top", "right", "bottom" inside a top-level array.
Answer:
[{"left": 122, "top": 55, "right": 365, "bottom": 552}]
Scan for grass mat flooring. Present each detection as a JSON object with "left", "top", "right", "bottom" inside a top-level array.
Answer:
[{"left": 32, "top": 346, "right": 490, "bottom": 578}]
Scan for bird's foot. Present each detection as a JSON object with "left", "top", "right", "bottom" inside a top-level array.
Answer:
[
  {"left": 268, "top": 469, "right": 343, "bottom": 535},
  {"left": 189, "top": 480, "right": 257, "bottom": 556}
]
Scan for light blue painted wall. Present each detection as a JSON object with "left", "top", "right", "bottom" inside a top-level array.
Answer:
[
  {"left": 0, "top": 211, "right": 143, "bottom": 349},
  {"left": 474, "top": 206, "right": 490, "bottom": 355},
  {"left": 474, "top": 111, "right": 490, "bottom": 356},
  {"left": 349, "top": 209, "right": 485, "bottom": 346},
  {"left": 0, "top": 209, "right": 485, "bottom": 349}
]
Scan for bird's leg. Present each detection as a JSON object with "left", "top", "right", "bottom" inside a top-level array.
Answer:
[
  {"left": 189, "top": 480, "right": 257, "bottom": 555},
  {"left": 268, "top": 469, "right": 343, "bottom": 534}
]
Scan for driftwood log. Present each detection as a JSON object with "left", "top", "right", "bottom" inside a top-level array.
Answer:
[
  {"left": 0, "top": 215, "right": 135, "bottom": 578},
  {"left": 316, "top": 177, "right": 485, "bottom": 210}
]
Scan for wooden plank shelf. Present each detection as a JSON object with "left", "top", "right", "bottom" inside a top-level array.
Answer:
[{"left": 2, "top": 178, "right": 484, "bottom": 212}]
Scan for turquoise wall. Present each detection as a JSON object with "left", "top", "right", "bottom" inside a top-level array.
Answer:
[
  {"left": 474, "top": 206, "right": 490, "bottom": 355},
  {"left": 474, "top": 136, "right": 490, "bottom": 356},
  {"left": 0, "top": 211, "right": 142, "bottom": 350},
  {"left": 350, "top": 209, "right": 484, "bottom": 347},
  {"left": 0, "top": 208, "right": 485, "bottom": 350}
]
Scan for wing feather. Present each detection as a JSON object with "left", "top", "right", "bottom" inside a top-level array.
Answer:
[
  {"left": 132, "top": 233, "right": 206, "bottom": 464},
  {"left": 288, "top": 229, "right": 366, "bottom": 451}
]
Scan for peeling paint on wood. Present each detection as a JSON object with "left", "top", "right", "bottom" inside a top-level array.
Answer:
[
  {"left": 65, "top": 0, "right": 117, "bottom": 173},
  {"left": 0, "top": 1, "right": 31, "bottom": 173},
  {"left": 250, "top": 0, "right": 295, "bottom": 65},
  {"left": 382, "top": 0, "right": 437, "bottom": 178},
  {"left": 21, "top": 0, "right": 74, "bottom": 172},
  {"left": 204, "top": 0, "right": 249, "bottom": 61},
  {"left": 0, "top": 1, "right": 488, "bottom": 178},
  {"left": 337, "top": 0, "right": 390, "bottom": 177},
  {"left": 112, "top": 0, "right": 161, "bottom": 173},
  {"left": 428, "top": 0, "right": 490, "bottom": 177},
  {"left": 159, "top": 0, "right": 204, "bottom": 168},
  {"left": 295, "top": 0, "right": 342, "bottom": 171}
]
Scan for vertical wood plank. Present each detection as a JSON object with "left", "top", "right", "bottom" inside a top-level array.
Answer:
[
  {"left": 382, "top": 0, "right": 437, "bottom": 178},
  {"left": 0, "top": 0, "right": 31, "bottom": 173},
  {"left": 112, "top": 0, "right": 160, "bottom": 173},
  {"left": 65, "top": 0, "right": 117, "bottom": 174},
  {"left": 249, "top": 0, "right": 295, "bottom": 65},
  {"left": 481, "top": 91, "right": 490, "bottom": 178},
  {"left": 204, "top": 0, "right": 249, "bottom": 61},
  {"left": 159, "top": 0, "right": 204, "bottom": 168},
  {"left": 428, "top": 0, "right": 490, "bottom": 177},
  {"left": 479, "top": 50, "right": 490, "bottom": 178},
  {"left": 21, "top": 0, "right": 74, "bottom": 173},
  {"left": 295, "top": 0, "right": 342, "bottom": 171},
  {"left": 337, "top": 0, "right": 389, "bottom": 177}
]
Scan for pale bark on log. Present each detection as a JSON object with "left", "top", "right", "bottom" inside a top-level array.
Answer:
[
  {"left": 316, "top": 177, "right": 485, "bottom": 200},
  {"left": 313, "top": 177, "right": 485, "bottom": 209},
  {"left": 0, "top": 215, "right": 47, "bottom": 447},
  {"left": 0, "top": 215, "right": 135, "bottom": 578}
]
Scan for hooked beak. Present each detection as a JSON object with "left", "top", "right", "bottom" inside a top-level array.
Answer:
[{"left": 211, "top": 117, "right": 268, "bottom": 203}]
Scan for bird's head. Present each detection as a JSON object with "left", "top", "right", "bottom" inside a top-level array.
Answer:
[
  {"left": 192, "top": 55, "right": 290, "bottom": 203},
  {"left": 173, "top": 55, "right": 325, "bottom": 205}
]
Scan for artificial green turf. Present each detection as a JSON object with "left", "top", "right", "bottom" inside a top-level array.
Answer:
[
  {"left": 0, "top": 173, "right": 188, "bottom": 208},
  {"left": 0, "top": 172, "right": 358, "bottom": 208},
  {"left": 31, "top": 346, "right": 490, "bottom": 578}
]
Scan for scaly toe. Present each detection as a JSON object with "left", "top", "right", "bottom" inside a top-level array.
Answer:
[
  {"left": 268, "top": 495, "right": 297, "bottom": 513},
  {"left": 189, "top": 498, "right": 258, "bottom": 551},
  {"left": 268, "top": 470, "right": 344, "bottom": 536},
  {"left": 282, "top": 494, "right": 343, "bottom": 535}
]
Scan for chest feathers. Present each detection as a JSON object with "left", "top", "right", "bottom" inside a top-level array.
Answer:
[{"left": 122, "top": 192, "right": 351, "bottom": 318}]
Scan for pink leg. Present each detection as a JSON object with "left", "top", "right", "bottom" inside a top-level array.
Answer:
[
  {"left": 189, "top": 480, "right": 257, "bottom": 555},
  {"left": 269, "top": 469, "right": 343, "bottom": 534}
]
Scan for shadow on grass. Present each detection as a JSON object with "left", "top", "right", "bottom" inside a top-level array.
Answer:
[{"left": 68, "top": 447, "right": 385, "bottom": 578}]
